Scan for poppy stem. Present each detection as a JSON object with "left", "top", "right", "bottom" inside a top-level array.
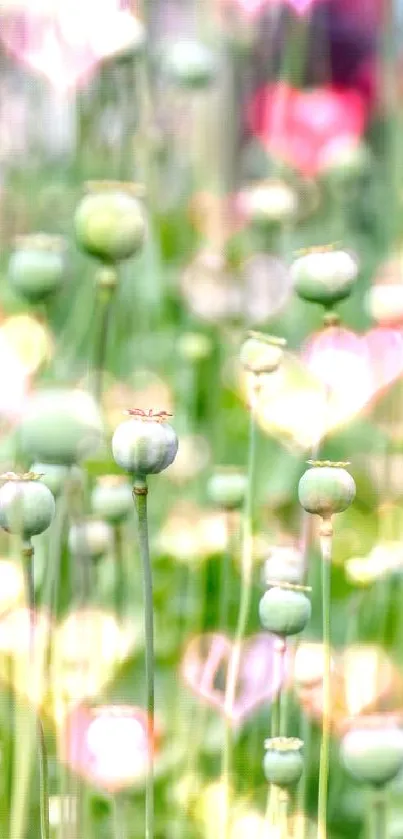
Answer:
[
  {"left": 317, "top": 525, "right": 332, "bottom": 839},
  {"left": 132, "top": 478, "right": 154, "bottom": 839},
  {"left": 221, "top": 381, "right": 258, "bottom": 839},
  {"left": 370, "top": 788, "right": 387, "bottom": 839}
]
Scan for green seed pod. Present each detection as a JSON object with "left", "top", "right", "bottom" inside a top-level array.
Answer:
[
  {"left": 240, "top": 180, "right": 297, "bottom": 228},
  {"left": 240, "top": 332, "right": 286, "bottom": 375},
  {"left": 320, "top": 140, "right": 371, "bottom": 185},
  {"left": 340, "top": 723, "right": 403, "bottom": 787},
  {"left": 112, "top": 411, "right": 178, "bottom": 476},
  {"left": 30, "top": 462, "right": 70, "bottom": 498},
  {"left": 74, "top": 182, "right": 146, "bottom": 264},
  {"left": 19, "top": 389, "right": 104, "bottom": 466},
  {"left": 8, "top": 235, "right": 66, "bottom": 303},
  {"left": 262, "top": 546, "right": 303, "bottom": 587},
  {"left": 207, "top": 468, "right": 247, "bottom": 511},
  {"left": 298, "top": 461, "right": 356, "bottom": 517},
  {"left": 177, "top": 332, "right": 212, "bottom": 362},
  {"left": 259, "top": 585, "right": 311, "bottom": 637},
  {"left": 0, "top": 473, "right": 55, "bottom": 538},
  {"left": 163, "top": 40, "right": 217, "bottom": 90},
  {"left": 68, "top": 519, "right": 113, "bottom": 561},
  {"left": 91, "top": 475, "right": 133, "bottom": 524},
  {"left": 263, "top": 738, "right": 304, "bottom": 788},
  {"left": 291, "top": 248, "right": 358, "bottom": 306}
]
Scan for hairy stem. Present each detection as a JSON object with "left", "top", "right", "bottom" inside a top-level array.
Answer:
[
  {"left": 371, "top": 789, "right": 387, "bottom": 839},
  {"left": 132, "top": 477, "right": 154, "bottom": 839}
]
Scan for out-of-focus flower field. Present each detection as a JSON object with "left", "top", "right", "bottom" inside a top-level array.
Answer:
[{"left": 1, "top": 1, "right": 403, "bottom": 838}]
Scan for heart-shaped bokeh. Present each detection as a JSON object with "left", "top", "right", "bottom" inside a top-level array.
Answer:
[
  {"left": 57, "top": 704, "right": 153, "bottom": 792},
  {"left": 241, "top": 326, "right": 403, "bottom": 451},
  {"left": 181, "top": 632, "right": 287, "bottom": 725}
]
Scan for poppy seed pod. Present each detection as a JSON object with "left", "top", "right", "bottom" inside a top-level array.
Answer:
[
  {"left": 291, "top": 248, "right": 358, "bottom": 307},
  {"left": 19, "top": 389, "right": 104, "bottom": 466},
  {"left": 68, "top": 519, "right": 113, "bottom": 561},
  {"left": 8, "top": 234, "right": 66, "bottom": 303},
  {"left": 263, "top": 738, "right": 304, "bottom": 788},
  {"left": 112, "top": 411, "right": 178, "bottom": 477},
  {"left": 30, "top": 462, "right": 70, "bottom": 498},
  {"left": 259, "top": 584, "right": 311, "bottom": 637},
  {"left": 240, "top": 332, "right": 286, "bottom": 375},
  {"left": 74, "top": 183, "right": 146, "bottom": 264},
  {"left": 262, "top": 546, "right": 304, "bottom": 587},
  {"left": 298, "top": 461, "right": 356, "bottom": 518},
  {"left": 163, "top": 39, "right": 217, "bottom": 90},
  {"left": 240, "top": 180, "right": 297, "bottom": 228},
  {"left": 0, "top": 473, "right": 55, "bottom": 538},
  {"left": 207, "top": 468, "right": 247, "bottom": 511},
  {"left": 91, "top": 476, "right": 133, "bottom": 524},
  {"left": 340, "top": 721, "right": 403, "bottom": 787}
]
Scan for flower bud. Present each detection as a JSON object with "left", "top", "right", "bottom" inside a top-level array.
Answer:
[
  {"left": 0, "top": 473, "right": 55, "bottom": 538},
  {"left": 68, "top": 519, "right": 113, "bottom": 561},
  {"left": 340, "top": 719, "right": 403, "bottom": 787},
  {"left": 8, "top": 235, "right": 66, "bottom": 303},
  {"left": 259, "top": 584, "right": 311, "bottom": 637},
  {"left": 263, "top": 737, "right": 304, "bottom": 788},
  {"left": 163, "top": 40, "right": 217, "bottom": 90},
  {"left": 239, "top": 180, "right": 297, "bottom": 228},
  {"left": 207, "top": 468, "right": 247, "bottom": 511},
  {"left": 298, "top": 461, "right": 356, "bottom": 518},
  {"left": 291, "top": 248, "right": 358, "bottom": 307},
  {"left": 240, "top": 332, "right": 286, "bottom": 374},
  {"left": 30, "top": 462, "right": 69, "bottom": 498},
  {"left": 112, "top": 410, "right": 178, "bottom": 477},
  {"left": 91, "top": 475, "right": 132, "bottom": 524},
  {"left": 74, "top": 182, "right": 146, "bottom": 264},
  {"left": 262, "top": 546, "right": 304, "bottom": 587},
  {"left": 19, "top": 389, "right": 104, "bottom": 466}
]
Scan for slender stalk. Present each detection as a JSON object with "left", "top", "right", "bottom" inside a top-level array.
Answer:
[
  {"left": 295, "top": 713, "right": 312, "bottom": 839},
  {"left": 278, "top": 789, "right": 289, "bottom": 839},
  {"left": 132, "top": 477, "right": 154, "bottom": 839},
  {"left": 221, "top": 383, "right": 258, "bottom": 839},
  {"left": 317, "top": 521, "right": 333, "bottom": 839},
  {"left": 114, "top": 524, "right": 125, "bottom": 620},
  {"left": 370, "top": 789, "right": 387, "bottom": 839},
  {"left": 111, "top": 794, "right": 126, "bottom": 839},
  {"left": 93, "top": 278, "right": 116, "bottom": 404},
  {"left": 22, "top": 541, "right": 50, "bottom": 839}
]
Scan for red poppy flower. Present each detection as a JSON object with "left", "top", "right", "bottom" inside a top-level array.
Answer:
[{"left": 247, "top": 82, "right": 367, "bottom": 175}]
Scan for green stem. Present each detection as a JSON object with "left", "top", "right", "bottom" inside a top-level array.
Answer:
[
  {"left": 371, "top": 789, "right": 387, "bottom": 839},
  {"left": 93, "top": 281, "right": 116, "bottom": 404},
  {"left": 132, "top": 477, "right": 154, "bottom": 839},
  {"left": 296, "top": 712, "right": 312, "bottom": 839},
  {"left": 317, "top": 526, "right": 332, "bottom": 839},
  {"left": 111, "top": 794, "right": 126, "bottom": 839},
  {"left": 221, "top": 386, "right": 258, "bottom": 839},
  {"left": 21, "top": 541, "right": 50, "bottom": 839}
]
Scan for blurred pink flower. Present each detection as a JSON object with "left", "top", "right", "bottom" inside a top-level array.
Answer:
[
  {"left": 221, "top": 0, "right": 321, "bottom": 20},
  {"left": 181, "top": 632, "right": 287, "bottom": 726},
  {"left": 247, "top": 82, "right": 367, "bottom": 175},
  {"left": 0, "top": 0, "right": 144, "bottom": 93},
  {"left": 58, "top": 704, "right": 154, "bottom": 792}
]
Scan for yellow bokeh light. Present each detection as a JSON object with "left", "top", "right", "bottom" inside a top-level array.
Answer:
[{"left": 0, "top": 315, "right": 53, "bottom": 375}]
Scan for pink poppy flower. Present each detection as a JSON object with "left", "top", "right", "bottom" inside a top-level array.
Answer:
[
  {"left": 221, "top": 0, "right": 321, "bottom": 20},
  {"left": 58, "top": 704, "right": 155, "bottom": 792},
  {"left": 247, "top": 82, "right": 367, "bottom": 175}
]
